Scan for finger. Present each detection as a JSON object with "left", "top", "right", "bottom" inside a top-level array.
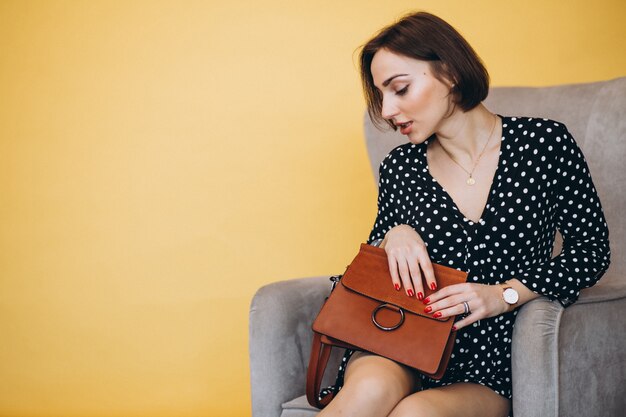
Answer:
[
  {"left": 452, "top": 312, "right": 480, "bottom": 331},
  {"left": 425, "top": 294, "right": 467, "bottom": 314},
  {"left": 425, "top": 282, "right": 468, "bottom": 304},
  {"left": 430, "top": 303, "right": 467, "bottom": 320},
  {"left": 408, "top": 259, "right": 424, "bottom": 300},
  {"left": 417, "top": 251, "right": 437, "bottom": 292},
  {"left": 396, "top": 257, "right": 415, "bottom": 297},
  {"left": 386, "top": 254, "right": 402, "bottom": 292}
]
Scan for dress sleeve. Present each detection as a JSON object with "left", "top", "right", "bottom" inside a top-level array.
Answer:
[
  {"left": 367, "top": 155, "right": 400, "bottom": 244},
  {"left": 518, "top": 124, "right": 611, "bottom": 307}
]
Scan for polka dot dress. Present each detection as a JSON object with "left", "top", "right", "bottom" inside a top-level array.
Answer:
[{"left": 322, "top": 116, "right": 611, "bottom": 404}]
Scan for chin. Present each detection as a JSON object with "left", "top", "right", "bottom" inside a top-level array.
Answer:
[{"left": 406, "top": 131, "right": 432, "bottom": 145}]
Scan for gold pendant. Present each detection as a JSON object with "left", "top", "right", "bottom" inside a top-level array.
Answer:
[{"left": 466, "top": 177, "right": 475, "bottom": 186}]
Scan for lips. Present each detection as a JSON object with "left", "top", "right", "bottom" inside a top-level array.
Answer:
[{"left": 397, "top": 121, "right": 413, "bottom": 135}]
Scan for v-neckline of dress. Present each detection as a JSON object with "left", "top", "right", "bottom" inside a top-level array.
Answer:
[{"left": 421, "top": 115, "right": 508, "bottom": 227}]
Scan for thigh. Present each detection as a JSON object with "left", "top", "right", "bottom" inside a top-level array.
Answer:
[
  {"left": 344, "top": 351, "right": 419, "bottom": 390},
  {"left": 318, "top": 351, "right": 419, "bottom": 417},
  {"left": 388, "top": 382, "right": 510, "bottom": 417},
  {"left": 346, "top": 352, "right": 419, "bottom": 380}
]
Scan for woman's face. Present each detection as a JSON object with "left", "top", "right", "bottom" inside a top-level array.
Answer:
[{"left": 370, "top": 48, "right": 454, "bottom": 143}]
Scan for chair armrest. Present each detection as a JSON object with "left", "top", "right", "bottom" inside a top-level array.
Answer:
[
  {"left": 249, "top": 276, "right": 331, "bottom": 417},
  {"left": 512, "top": 269, "right": 626, "bottom": 417},
  {"left": 511, "top": 297, "right": 564, "bottom": 417}
]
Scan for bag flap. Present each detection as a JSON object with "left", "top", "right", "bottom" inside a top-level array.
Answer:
[{"left": 340, "top": 243, "right": 468, "bottom": 321}]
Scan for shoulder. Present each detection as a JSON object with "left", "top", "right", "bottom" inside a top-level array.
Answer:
[
  {"left": 378, "top": 141, "right": 426, "bottom": 173},
  {"left": 503, "top": 116, "right": 580, "bottom": 155},
  {"left": 503, "top": 116, "right": 570, "bottom": 138}
]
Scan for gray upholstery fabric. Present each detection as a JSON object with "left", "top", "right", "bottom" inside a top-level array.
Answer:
[
  {"left": 510, "top": 297, "right": 563, "bottom": 416},
  {"left": 249, "top": 78, "right": 626, "bottom": 417},
  {"left": 249, "top": 277, "right": 343, "bottom": 417},
  {"left": 558, "top": 283, "right": 626, "bottom": 416},
  {"left": 280, "top": 396, "right": 319, "bottom": 417}
]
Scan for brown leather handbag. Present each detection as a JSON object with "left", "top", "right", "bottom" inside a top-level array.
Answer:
[{"left": 306, "top": 243, "right": 468, "bottom": 409}]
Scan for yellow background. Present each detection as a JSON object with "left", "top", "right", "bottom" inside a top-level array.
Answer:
[{"left": 1, "top": 0, "right": 624, "bottom": 416}]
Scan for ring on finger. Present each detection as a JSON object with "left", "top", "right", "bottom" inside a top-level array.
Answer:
[{"left": 462, "top": 301, "right": 471, "bottom": 315}]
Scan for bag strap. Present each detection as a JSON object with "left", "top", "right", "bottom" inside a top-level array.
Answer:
[
  {"left": 306, "top": 332, "right": 335, "bottom": 409},
  {"left": 306, "top": 274, "right": 345, "bottom": 409}
]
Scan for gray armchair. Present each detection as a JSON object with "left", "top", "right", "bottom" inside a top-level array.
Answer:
[{"left": 249, "top": 78, "right": 626, "bottom": 417}]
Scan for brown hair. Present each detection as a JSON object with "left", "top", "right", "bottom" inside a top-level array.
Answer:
[{"left": 359, "top": 12, "right": 489, "bottom": 129}]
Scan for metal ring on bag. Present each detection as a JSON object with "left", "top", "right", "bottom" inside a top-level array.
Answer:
[{"left": 371, "top": 303, "right": 405, "bottom": 331}]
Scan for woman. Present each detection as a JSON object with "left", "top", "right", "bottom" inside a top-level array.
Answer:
[{"left": 318, "top": 11, "right": 611, "bottom": 417}]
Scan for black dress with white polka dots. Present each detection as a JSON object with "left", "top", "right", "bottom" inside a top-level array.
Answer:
[{"left": 322, "top": 116, "right": 610, "bottom": 404}]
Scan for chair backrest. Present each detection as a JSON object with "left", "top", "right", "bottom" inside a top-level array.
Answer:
[{"left": 363, "top": 77, "right": 626, "bottom": 274}]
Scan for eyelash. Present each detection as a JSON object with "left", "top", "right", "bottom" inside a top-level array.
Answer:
[{"left": 395, "top": 85, "right": 409, "bottom": 96}]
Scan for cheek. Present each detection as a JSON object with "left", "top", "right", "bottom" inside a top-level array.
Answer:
[{"left": 407, "top": 83, "right": 443, "bottom": 114}]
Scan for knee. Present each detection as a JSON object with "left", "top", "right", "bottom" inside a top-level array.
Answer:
[
  {"left": 346, "top": 371, "right": 407, "bottom": 403},
  {"left": 388, "top": 394, "right": 440, "bottom": 417},
  {"left": 341, "top": 358, "right": 414, "bottom": 407}
]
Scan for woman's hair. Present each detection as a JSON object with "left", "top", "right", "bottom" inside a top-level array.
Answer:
[{"left": 359, "top": 11, "right": 490, "bottom": 129}]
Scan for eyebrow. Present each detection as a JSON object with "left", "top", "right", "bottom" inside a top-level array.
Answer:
[{"left": 382, "top": 74, "right": 409, "bottom": 87}]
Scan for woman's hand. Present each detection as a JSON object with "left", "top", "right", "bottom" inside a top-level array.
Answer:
[
  {"left": 423, "top": 283, "right": 509, "bottom": 330},
  {"left": 381, "top": 225, "right": 437, "bottom": 300}
]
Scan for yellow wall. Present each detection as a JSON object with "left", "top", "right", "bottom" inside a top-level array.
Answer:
[{"left": 0, "top": 1, "right": 624, "bottom": 416}]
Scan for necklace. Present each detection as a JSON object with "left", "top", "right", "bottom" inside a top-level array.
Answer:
[{"left": 439, "top": 114, "right": 498, "bottom": 186}]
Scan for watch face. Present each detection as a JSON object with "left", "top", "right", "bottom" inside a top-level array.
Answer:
[{"left": 503, "top": 288, "right": 519, "bottom": 304}]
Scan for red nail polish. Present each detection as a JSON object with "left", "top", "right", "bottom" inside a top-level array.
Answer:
[
  {"left": 433, "top": 312, "right": 442, "bottom": 318},
  {"left": 394, "top": 283, "right": 401, "bottom": 291},
  {"left": 430, "top": 282, "right": 437, "bottom": 291},
  {"left": 424, "top": 306, "right": 432, "bottom": 313},
  {"left": 423, "top": 297, "right": 430, "bottom": 304},
  {"left": 452, "top": 326, "right": 457, "bottom": 331},
  {"left": 417, "top": 292, "right": 424, "bottom": 300},
  {"left": 407, "top": 289, "right": 414, "bottom": 297}
]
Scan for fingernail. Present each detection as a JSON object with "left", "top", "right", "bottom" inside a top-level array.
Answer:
[
  {"left": 394, "top": 283, "right": 401, "bottom": 291},
  {"left": 417, "top": 292, "right": 424, "bottom": 300},
  {"left": 423, "top": 297, "right": 430, "bottom": 304},
  {"left": 452, "top": 326, "right": 457, "bottom": 331},
  {"left": 433, "top": 312, "right": 442, "bottom": 318},
  {"left": 430, "top": 282, "right": 437, "bottom": 291},
  {"left": 424, "top": 306, "right": 432, "bottom": 313},
  {"left": 407, "top": 289, "right": 414, "bottom": 297}
]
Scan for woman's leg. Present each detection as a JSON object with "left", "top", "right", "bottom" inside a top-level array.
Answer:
[
  {"left": 318, "top": 351, "right": 419, "bottom": 417},
  {"left": 388, "top": 382, "right": 510, "bottom": 417}
]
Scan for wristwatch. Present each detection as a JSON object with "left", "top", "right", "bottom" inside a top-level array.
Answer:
[{"left": 502, "top": 285, "right": 519, "bottom": 308}]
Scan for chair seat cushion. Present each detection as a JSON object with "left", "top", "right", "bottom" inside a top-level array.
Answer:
[{"left": 281, "top": 395, "right": 319, "bottom": 417}]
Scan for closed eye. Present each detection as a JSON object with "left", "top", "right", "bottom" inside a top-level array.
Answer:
[{"left": 396, "top": 85, "right": 409, "bottom": 96}]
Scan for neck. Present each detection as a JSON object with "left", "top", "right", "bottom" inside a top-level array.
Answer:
[{"left": 433, "top": 104, "right": 497, "bottom": 162}]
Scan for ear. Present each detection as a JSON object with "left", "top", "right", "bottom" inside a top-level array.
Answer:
[{"left": 439, "top": 63, "right": 457, "bottom": 89}]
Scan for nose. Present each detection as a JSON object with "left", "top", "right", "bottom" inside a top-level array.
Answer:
[{"left": 380, "top": 95, "right": 399, "bottom": 121}]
